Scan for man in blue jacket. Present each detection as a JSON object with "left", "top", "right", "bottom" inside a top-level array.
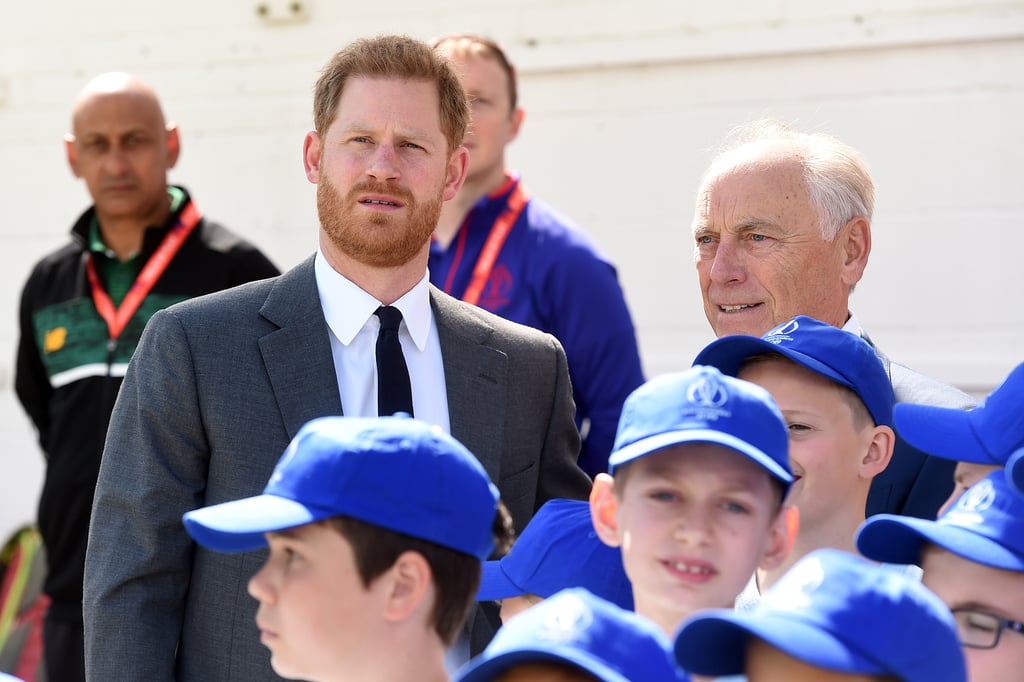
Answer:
[{"left": 431, "top": 34, "right": 645, "bottom": 477}]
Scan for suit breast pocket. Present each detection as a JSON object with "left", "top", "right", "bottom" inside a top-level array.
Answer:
[{"left": 498, "top": 459, "right": 538, "bottom": 533}]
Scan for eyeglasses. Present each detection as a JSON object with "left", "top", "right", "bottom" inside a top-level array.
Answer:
[{"left": 951, "top": 608, "right": 1024, "bottom": 649}]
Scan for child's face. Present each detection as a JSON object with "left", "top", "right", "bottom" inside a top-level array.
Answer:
[
  {"left": 592, "top": 443, "right": 788, "bottom": 635},
  {"left": 247, "top": 522, "right": 385, "bottom": 681},
  {"left": 740, "top": 358, "right": 884, "bottom": 532},
  {"left": 922, "top": 545, "right": 1024, "bottom": 682},
  {"left": 745, "top": 637, "right": 884, "bottom": 681}
]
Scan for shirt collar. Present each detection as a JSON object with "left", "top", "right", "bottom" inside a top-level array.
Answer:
[
  {"left": 314, "top": 249, "right": 432, "bottom": 351},
  {"left": 842, "top": 311, "right": 863, "bottom": 336},
  {"left": 88, "top": 186, "right": 183, "bottom": 258}
]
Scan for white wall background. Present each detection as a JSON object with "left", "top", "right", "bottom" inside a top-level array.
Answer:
[{"left": 1, "top": 0, "right": 1022, "bottom": 539}]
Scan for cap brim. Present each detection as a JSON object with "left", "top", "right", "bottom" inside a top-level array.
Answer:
[
  {"left": 456, "top": 648, "right": 627, "bottom": 682},
  {"left": 183, "top": 495, "right": 321, "bottom": 553},
  {"left": 894, "top": 403, "right": 994, "bottom": 464},
  {"left": 696, "top": 336, "right": 858, "bottom": 395},
  {"left": 609, "top": 429, "right": 792, "bottom": 486},
  {"left": 675, "top": 610, "right": 884, "bottom": 677},
  {"left": 476, "top": 560, "right": 525, "bottom": 601},
  {"left": 856, "top": 514, "right": 1024, "bottom": 571}
]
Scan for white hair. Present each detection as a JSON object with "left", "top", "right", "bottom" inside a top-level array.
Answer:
[{"left": 700, "top": 119, "right": 875, "bottom": 241}]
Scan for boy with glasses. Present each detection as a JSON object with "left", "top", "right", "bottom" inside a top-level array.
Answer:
[
  {"left": 857, "top": 470, "right": 1024, "bottom": 682},
  {"left": 674, "top": 548, "right": 965, "bottom": 681}
]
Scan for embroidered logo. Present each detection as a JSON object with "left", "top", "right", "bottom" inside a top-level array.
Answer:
[
  {"left": 765, "top": 319, "right": 799, "bottom": 345},
  {"left": 43, "top": 327, "right": 68, "bottom": 354},
  {"left": 479, "top": 264, "right": 513, "bottom": 311},
  {"left": 684, "top": 376, "right": 731, "bottom": 421},
  {"left": 768, "top": 554, "right": 825, "bottom": 612},
  {"left": 943, "top": 477, "right": 997, "bottom": 528},
  {"left": 536, "top": 593, "right": 594, "bottom": 644}
]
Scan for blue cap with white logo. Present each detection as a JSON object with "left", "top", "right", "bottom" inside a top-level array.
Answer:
[
  {"left": 693, "top": 315, "right": 894, "bottom": 427},
  {"left": 183, "top": 416, "right": 500, "bottom": 560},
  {"left": 456, "top": 588, "right": 690, "bottom": 682},
  {"left": 477, "top": 499, "right": 633, "bottom": 610},
  {"left": 609, "top": 366, "right": 792, "bottom": 490},
  {"left": 856, "top": 470, "right": 1024, "bottom": 572},
  {"left": 674, "top": 549, "right": 966, "bottom": 682}
]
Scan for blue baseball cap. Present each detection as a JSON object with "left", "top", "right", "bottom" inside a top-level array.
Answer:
[
  {"left": 456, "top": 588, "right": 689, "bottom": 682},
  {"left": 856, "top": 470, "right": 1024, "bottom": 571},
  {"left": 693, "top": 316, "right": 894, "bottom": 427},
  {"left": 477, "top": 499, "right": 633, "bottom": 610},
  {"left": 674, "top": 548, "right": 965, "bottom": 682},
  {"left": 892, "top": 361, "right": 1024, "bottom": 469},
  {"left": 1006, "top": 447, "right": 1024, "bottom": 497},
  {"left": 183, "top": 416, "right": 500, "bottom": 560},
  {"left": 609, "top": 366, "right": 792, "bottom": 490}
]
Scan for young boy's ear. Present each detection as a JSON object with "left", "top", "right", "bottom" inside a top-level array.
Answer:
[
  {"left": 759, "top": 505, "right": 798, "bottom": 571},
  {"left": 590, "top": 473, "right": 622, "bottom": 548},
  {"left": 380, "top": 551, "right": 433, "bottom": 624},
  {"left": 859, "top": 425, "right": 895, "bottom": 481}
]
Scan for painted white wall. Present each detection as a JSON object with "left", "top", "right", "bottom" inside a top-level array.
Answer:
[{"left": 2, "top": 1, "right": 1022, "bottom": 539}]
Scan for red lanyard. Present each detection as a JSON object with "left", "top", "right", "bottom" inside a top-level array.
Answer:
[
  {"left": 459, "top": 181, "right": 529, "bottom": 306},
  {"left": 86, "top": 200, "right": 201, "bottom": 341}
]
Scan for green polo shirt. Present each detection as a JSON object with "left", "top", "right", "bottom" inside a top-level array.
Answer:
[{"left": 88, "top": 187, "right": 185, "bottom": 305}]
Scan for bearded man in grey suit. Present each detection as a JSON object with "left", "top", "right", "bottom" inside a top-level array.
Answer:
[{"left": 83, "top": 35, "right": 592, "bottom": 682}]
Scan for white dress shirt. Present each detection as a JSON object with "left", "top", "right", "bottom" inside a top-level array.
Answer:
[{"left": 314, "top": 249, "right": 450, "bottom": 433}]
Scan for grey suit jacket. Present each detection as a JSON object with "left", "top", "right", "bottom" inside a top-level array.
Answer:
[{"left": 83, "top": 256, "right": 591, "bottom": 681}]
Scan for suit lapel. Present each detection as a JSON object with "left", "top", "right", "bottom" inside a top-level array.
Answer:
[
  {"left": 432, "top": 287, "right": 508, "bottom": 483},
  {"left": 258, "top": 256, "right": 343, "bottom": 441}
]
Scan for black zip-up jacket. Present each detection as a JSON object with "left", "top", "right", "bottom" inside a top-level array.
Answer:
[{"left": 15, "top": 186, "right": 280, "bottom": 621}]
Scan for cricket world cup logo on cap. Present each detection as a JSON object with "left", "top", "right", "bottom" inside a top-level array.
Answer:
[
  {"left": 944, "top": 477, "right": 996, "bottom": 527},
  {"left": 765, "top": 554, "right": 825, "bottom": 612},
  {"left": 765, "top": 319, "right": 800, "bottom": 345},
  {"left": 685, "top": 376, "right": 731, "bottom": 421},
  {"left": 536, "top": 593, "right": 595, "bottom": 644}
]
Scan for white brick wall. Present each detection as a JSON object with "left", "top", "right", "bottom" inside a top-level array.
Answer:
[{"left": 1, "top": 1, "right": 1022, "bottom": 537}]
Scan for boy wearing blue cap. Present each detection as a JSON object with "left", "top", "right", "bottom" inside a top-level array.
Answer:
[
  {"left": 456, "top": 588, "right": 689, "bottom": 682},
  {"left": 890, "top": 360, "right": 1024, "bottom": 513},
  {"left": 182, "top": 415, "right": 514, "bottom": 682},
  {"left": 694, "top": 316, "right": 896, "bottom": 600},
  {"left": 477, "top": 499, "right": 633, "bottom": 624},
  {"left": 857, "top": 470, "right": 1024, "bottom": 682},
  {"left": 589, "top": 366, "right": 794, "bottom": 636},
  {"left": 674, "top": 548, "right": 966, "bottom": 681}
]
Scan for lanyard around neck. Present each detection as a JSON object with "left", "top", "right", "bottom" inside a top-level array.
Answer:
[
  {"left": 460, "top": 181, "right": 529, "bottom": 307},
  {"left": 86, "top": 200, "right": 201, "bottom": 342}
]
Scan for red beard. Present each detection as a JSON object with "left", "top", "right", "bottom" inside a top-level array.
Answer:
[{"left": 318, "top": 177, "right": 442, "bottom": 268}]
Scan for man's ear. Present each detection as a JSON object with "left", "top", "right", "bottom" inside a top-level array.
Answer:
[
  {"left": 442, "top": 145, "right": 469, "bottom": 201},
  {"left": 507, "top": 107, "right": 525, "bottom": 144},
  {"left": 380, "top": 551, "right": 432, "bottom": 624},
  {"left": 303, "top": 130, "right": 322, "bottom": 184},
  {"left": 860, "top": 425, "right": 895, "bottom": 480},
  {"left": 839, "top": 216, "right": 871, "bottom": 289},
  {"left": 590, "top": 473, "right": 622, "bottom": 548},
  {"left": 759, "top": 505, "right": 798, "bottom": 571},
  {"left": 64, "top": 134, "right": 80, "bottom": 178},
  {"left": 165, "top": 122, "right": 181, "bottom": 169}
]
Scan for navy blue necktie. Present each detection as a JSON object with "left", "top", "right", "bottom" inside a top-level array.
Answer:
[{"left": 374, "top": 306, "right": 413, "bottom": 417}]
